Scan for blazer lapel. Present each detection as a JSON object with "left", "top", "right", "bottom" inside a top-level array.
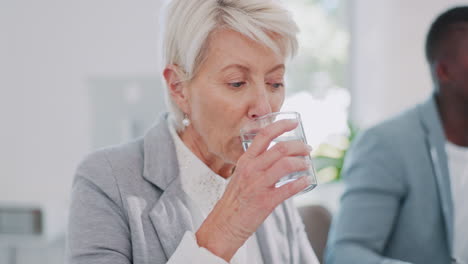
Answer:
[
  {"left": 142, "top": 114, "right": 202, "bottom": 259},
  {"left": 148, "top": 181, "right": 201, "bottom": 259},
  {"left": 418, "top": 96, "right": 453, "bottom": 253}
]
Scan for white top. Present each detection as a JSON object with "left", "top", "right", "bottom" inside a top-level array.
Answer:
[
  {"left": 167, "top": 120, "right": 264, "bottom": 264},
  {"left": 446, "top": 141, "right": 468, "bottom": 264}
]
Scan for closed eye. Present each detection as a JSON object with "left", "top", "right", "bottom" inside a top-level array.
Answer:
[
  {"left": 229, "top": 81, "right": 246, "bottom": 88},
  {"left": 268, "top": 82, "right": 284, "bottom": 89}
]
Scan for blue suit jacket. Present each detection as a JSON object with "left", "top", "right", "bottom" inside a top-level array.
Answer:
[{"left": 325, "top": 96, "right": 453, "bottom": 264}]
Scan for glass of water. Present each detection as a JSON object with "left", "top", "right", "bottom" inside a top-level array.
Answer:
[{"left": 240, "top": 111, "right": 317, "bottom": 194}]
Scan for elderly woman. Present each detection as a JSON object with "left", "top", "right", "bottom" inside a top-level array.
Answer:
[{"left": 67, "top": 0, "right": 319, "bottom": 263}]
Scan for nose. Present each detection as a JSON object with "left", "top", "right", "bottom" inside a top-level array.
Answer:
[{"left": 247, "top": 88, "right": 272, "bottom": 120}]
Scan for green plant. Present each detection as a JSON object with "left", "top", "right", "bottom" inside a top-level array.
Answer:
[{"left": 312, "top": 121, "right": 358, "bottom": 183}]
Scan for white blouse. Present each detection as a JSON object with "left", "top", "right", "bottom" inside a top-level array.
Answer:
[{"left": 167, "top": 119, "right": 264, "bottom": 264}]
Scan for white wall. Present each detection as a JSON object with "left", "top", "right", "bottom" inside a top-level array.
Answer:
[
  {"left": 350, "top": 0, "right": 468, "bottom": 129},
  {"left": 0, "top": 1, "right": 163, "bottom": 207}
]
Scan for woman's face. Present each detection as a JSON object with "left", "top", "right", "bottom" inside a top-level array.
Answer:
[{"left": 176, "top": 29, "right": 286, "bottom": 165}]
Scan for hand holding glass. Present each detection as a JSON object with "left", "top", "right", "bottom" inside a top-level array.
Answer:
[{"left": 240, "top": 112, "right": 317, "bottom": 194}]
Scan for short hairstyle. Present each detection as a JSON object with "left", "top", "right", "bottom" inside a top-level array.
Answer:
[
  {"left": 159, "top": 0, "right": 299, "bottom": 131},
  {"left": 425, "top": 6, "right": 468, "bottom": 64}
]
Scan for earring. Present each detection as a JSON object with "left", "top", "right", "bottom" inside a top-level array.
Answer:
[{"left": 182, "top": 113, "right": 191, "bottom": 127}]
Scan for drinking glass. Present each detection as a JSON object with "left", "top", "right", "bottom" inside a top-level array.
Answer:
[{"left": 240, "top": 112, "right": 317, "bottom": 194}]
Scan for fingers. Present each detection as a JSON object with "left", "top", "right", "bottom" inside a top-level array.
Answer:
[
  {"left": 264, "top": 156, "right": 310, "bottom": 185},
  {"left": 272, "top": 176, "right": 311, "bottom": 204},
  {"left": 254, "top": 140, "right": 311, "bottom": 171},
  {"left": 243, "top": 119, "right": 298, "bottom": 159}
]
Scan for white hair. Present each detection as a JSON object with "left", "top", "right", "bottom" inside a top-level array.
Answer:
[{"left": 159, "top": 0, "right": 299, "bottom": 131}]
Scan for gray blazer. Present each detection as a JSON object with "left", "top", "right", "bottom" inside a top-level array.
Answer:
[
  {"left": 325, "top": 96, "right": 453, "bottom": 264},
  {"left": 67, "top": 114, "right": 317, "bottom": 264}
]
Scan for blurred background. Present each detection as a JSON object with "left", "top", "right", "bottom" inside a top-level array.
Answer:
[{"left": 0, "top": 0, "right": 466, "bottom": 263}]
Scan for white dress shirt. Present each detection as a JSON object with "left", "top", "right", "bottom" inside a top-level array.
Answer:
[
  {"left": 167, "top": 119, "right": 264, "bottom": 264},
  {"left": 446, "top": 141, "right": 468, "bottom": 264}
]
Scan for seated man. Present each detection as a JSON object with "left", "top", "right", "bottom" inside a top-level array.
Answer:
[{"left": 326, "top": 6, "right": 468, "bottom": 264}]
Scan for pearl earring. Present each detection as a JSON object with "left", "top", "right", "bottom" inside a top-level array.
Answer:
[{"left": 182, "top": 114, "right": 191, "bottom": 127}]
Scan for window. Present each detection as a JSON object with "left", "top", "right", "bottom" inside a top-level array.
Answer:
[{"left": 283, "top": 0, "right": 351, "bottom": 183}]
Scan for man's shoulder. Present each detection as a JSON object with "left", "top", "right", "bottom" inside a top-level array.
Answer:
[
  {"left": 369, "top": 106, "right": 421, "bottom": 135},
  {"left": 348, "top": 103, "right": 430, "bottom": 160},
  {"left": 367, "top": 105, "right": 422, "bottom": 139}
]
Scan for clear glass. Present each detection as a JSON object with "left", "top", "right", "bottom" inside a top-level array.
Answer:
[{"left": 240, "top": 112, "right": 318, "bottom": 194}]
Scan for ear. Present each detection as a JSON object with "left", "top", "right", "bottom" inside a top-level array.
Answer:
[
  {"left": 163, "top": 65, "right": 190, "bottom": 114},
  {"left": 434, "top": 60, "right": 450, "bottom": 83},
  {"left": 433, "top": 59, "right": 453, "bottom": 83}
]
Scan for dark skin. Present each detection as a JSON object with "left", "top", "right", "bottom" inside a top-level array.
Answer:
[{"left": 432, "top": 23, "right": 468, "bottom": 147}]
